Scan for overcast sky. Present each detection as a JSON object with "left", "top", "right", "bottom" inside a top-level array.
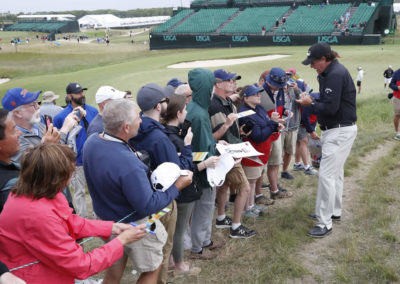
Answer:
[{"left": 3, "top": 0, "right": 192, "bottom": 14}]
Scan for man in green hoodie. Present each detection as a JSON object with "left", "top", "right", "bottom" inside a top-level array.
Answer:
[{"left": 186, "top": 68, "right": 225, "bottom": 259}]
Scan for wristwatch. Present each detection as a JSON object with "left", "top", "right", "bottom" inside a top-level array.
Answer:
[{"left": 310, "top": 100, "right": 316, "bottom": 107}]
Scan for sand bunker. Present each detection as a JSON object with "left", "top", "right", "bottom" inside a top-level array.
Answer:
[
  {"left": 168, "top": 54, "right": 290, "bottom": 69},
  {"left": 0, "top": 78, "right": 10, "bottom": 84}
]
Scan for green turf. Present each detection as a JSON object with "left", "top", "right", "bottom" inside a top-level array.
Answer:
[{"left": 0, "top": 28, "right": 398, "bottom": 108}]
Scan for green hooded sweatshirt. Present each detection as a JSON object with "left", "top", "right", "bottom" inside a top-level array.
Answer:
[{"left": 186, "top": 68, "right": 216, "bottom": 188}]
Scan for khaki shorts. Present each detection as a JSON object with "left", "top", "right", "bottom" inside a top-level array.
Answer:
[
  {"left": 223, "top": 164, "right": 249, "bottom": 190},
  {"left": 242, "top": 165, "right": 263, "bottom": 180},
  {"left": 267, "top": 135, "right": 282, "bottom": 166},
  {"left": 281, "top": 129, "right": 298, "bottom": 155},
  {"left": 393, "top": 97, "right": 400, "bottom": 115},
  {"left": 107, "top": 217, "right": 167, "bottom": 273}
]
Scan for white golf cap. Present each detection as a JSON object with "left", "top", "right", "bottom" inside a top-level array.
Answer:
[
  {"left": 95, "top": 86, "right": 126, "bottom": 104},
  {"left": 151, "top": 162, "right": 188, "bottom": 192}
]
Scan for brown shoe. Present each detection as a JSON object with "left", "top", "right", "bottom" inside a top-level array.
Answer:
[
  {"left": 270, "top": 190, "right": 293, "bottom": 199},
  {"left": 202, "top": 240, "right": 225, "bottom": 250},
  {"left": 189, "top": 249, "right": 217, "bottom": 260},
  {"left": 255, "top": 194, "right": 275, "bottom": 205}
]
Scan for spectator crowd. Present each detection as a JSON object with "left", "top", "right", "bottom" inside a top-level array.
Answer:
[{"left": 0, "top": 42, "right": 393, "bottom": 283}]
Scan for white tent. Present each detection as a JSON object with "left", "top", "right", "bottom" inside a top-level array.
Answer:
[
  {"left": 78, "top": 14, "right": 170, "bottom": 29},
  {"left": 78, "top": 14, "right": 121, "bottom": 28}
]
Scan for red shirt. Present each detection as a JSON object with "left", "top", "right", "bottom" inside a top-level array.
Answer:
[{"left": 0, "top": 192, "right": 123, "bottom": 284}]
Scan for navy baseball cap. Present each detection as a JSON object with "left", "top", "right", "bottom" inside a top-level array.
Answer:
[
  {"left": 137, "top": 83, "right": 173, "bottom": 112},
  {"left": 2, "top": 88, "right": 41, "bottom": 111},
  {"left": 167, "top": 78, "right": 185, "bottom": 88},
  {"left": 244, "top": 84, "right": 264, "bottom": 97},
  {"left": 265, "top": 67, "right": 287, "bottom": 88},
  {"left": 302, "top": 43, "right": 332, "bottom": 65},
  {"left": 66, "top": 82, "right": 88, "bottom": 94},
  {"left": 214, "top": 69, "right": 241, "bottom": 83}
]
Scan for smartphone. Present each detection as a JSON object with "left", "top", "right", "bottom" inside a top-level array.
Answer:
[
  {"left": 242, "top": 120, "right": 255, "bottom": 133},
  {"left": 74, "top": 109, "right": 81, "bottom": 119},
  {"left": 180, "top": 120, "right": 192, "bottom": 138},
  {"left": 44, "top": 115, "right": 52, "bottom": 131}
]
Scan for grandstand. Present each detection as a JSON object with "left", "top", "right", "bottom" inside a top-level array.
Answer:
[
  {"left": 149, "top": 0, "right": 396, "bottom": 49},
  {"left": 276, "top": 4, "right": 351, "bottom": 34},
  {"left": 5, "top": 14, "right": 79, "bottom": 34}
]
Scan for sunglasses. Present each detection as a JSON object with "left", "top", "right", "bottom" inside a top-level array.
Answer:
[
  {"left": 159, "top": 97, "right": 169, "bottom": 104},
  {"left": 270, "top": 74, "right": 287, "bottom": 84}
]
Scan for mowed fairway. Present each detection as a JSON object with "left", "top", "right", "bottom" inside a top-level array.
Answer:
[{"left": 1, "top": 28, "right": 400, "bottom": 283}]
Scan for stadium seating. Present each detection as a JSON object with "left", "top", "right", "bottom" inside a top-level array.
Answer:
[
  {"left": 276, "top": 3, "right": 350, "bottom": 33},
  {"left": 220, "top": 6, "right": 289, "bottom": 33},
  {"left": 171, "top": 8, "right": 239, "bottom": 33},
  {"left": 347, "top": 3, "right": 377, "bottom": 32},
  {"left": 5, "top": 21, "right": 70, "bottom": 33},
  {"left": 152, "top": 9, "right": 194, "bottom": 33},
  {"left": 209, "top": 0, "right": 228, "bottom": 4}
]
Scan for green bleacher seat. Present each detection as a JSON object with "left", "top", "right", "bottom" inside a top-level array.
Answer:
[
  {"left": 221, "top": 6, "right": 289, "bottom": 34},
  {"left": 152, "top": 9, "right": 194, "bottom": 33},
  {"left": 347, "top": 3, "right": 377, "bottom": 32},
  {"left": 172, "top": 8, "right": 239, "bottom": 33},
  {"left": 276, "top": 3, "right": 350, "bottom": 34}
]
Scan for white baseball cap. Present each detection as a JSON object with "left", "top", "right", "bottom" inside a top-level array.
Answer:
[
  {"left": 95, "top": 86, "right": 126, "bottom": 104},
  {"left": 151, "top": 162, "right": 188, "bottom": 192}
]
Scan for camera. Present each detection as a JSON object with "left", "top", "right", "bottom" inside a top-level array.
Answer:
[{"left": 242, "top": 120, "right": 255, "bottom": 133}]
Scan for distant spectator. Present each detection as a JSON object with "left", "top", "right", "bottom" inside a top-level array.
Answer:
[
  {"left": 384, "top": 65, "right": 394, "bottom": 89},
  {"left": 39, "top": 91, "right": 63, "bottom": 120},
  {"left": 262, "top": 25, "right": 266, "bottom": 36},
  {"left": 275, "top": 19, "right": 279, "bottom": 27},
  {"left": 389, "top": 68, "right": 400, "bottom": 140}
]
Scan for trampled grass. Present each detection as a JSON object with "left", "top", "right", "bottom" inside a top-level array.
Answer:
[{"left": 1, "top": 24, "right": 400, "bottom": 283}]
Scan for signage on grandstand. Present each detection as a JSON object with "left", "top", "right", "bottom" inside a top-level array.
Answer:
[
  {"left": 272, "top": 36, "right": 291, "bottom": 43},
  {"left": 232, "top": 36, "right": 248, "bottom": 42},
  {"left": 318, "top": 36, "right": 338, "bottom": 44},
  {"left": 195, "top": 36, "right": 211, "bottom": 42},
  {"left": 163, "top": 35, "right": 177, "bottom": 41}
]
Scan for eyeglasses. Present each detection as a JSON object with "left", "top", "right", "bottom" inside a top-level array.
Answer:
[
  {"left": 23, "top": 102, "right": 39, "bottom": 109},
  {"left": 159, "top": 98, "right": 169, "bottom": 104}
]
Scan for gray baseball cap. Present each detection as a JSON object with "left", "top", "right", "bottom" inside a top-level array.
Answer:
[{"left": 136, "top": 83, "right": 174, "bottom": 112}]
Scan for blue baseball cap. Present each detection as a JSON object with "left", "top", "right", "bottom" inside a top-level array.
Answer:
[
  {"left": 214, "top": 69, "right": 241, "bottom": 83},
  {"left": 2, "top": 88, "right": 41, "bottom": 111},
  {"left": 265, "top": 67, "right": 287, "bottom": 88},
  {"left": 167, "top": 78, "right": 185, "bottom": 88},
  {"left": 244, "top": 84, "right": 264, "bottom": 97}
]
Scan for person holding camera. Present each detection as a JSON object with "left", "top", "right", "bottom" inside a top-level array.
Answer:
[
  {"left": 54, "top": 82, "right": 98, "bottom": 219},
  {"left": 238, "top": 84, "right": 283, "bottom": 217}
]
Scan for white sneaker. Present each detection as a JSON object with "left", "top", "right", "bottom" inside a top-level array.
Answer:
[
  {"left": 293, "top": 163, "right": 305, "bottom": 171},
  {"left": 395, "top": 133, "right": 400, "bottom": 140},
  {"left": 304, "top": 166, "right": 318, "bottom": 175}
]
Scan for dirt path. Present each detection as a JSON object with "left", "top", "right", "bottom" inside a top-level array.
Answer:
[{"left": 296, "top": 140, "right": 396, "bottom": 282}]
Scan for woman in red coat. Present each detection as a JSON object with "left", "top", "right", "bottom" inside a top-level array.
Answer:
[{"left": 0, "top": 144, "right": 146, "bottom": 284}]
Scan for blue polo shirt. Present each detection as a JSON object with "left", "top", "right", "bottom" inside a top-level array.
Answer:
[{"left": 53, "top": 103, "right": 98, "bottom": 165}]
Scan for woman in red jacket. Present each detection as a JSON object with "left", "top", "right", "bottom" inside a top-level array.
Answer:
[
  {"left": 238, "top": 84, "right": 283, "bottom": 217},
  {"left": 0, "top": 144, "right": 146, "bottom": 284}
]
